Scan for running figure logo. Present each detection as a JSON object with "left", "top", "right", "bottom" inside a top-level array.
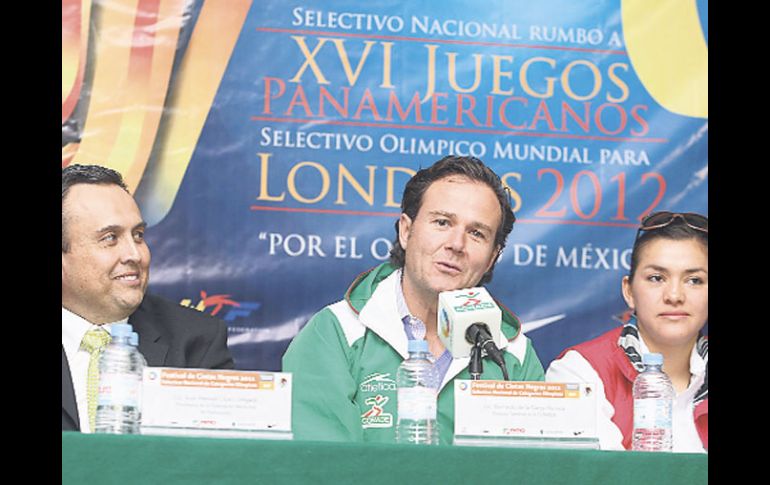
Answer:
[
  {"left": 361, "top": 394, "right": 393, "bottom": 428},
  {"left": 459, "top": 291, "right": 482, "bottom": 307}
]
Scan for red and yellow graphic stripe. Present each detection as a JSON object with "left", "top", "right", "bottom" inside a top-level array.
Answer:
[
  {"left": 62, "top": 0, "right": 91, "bottom": 125},
  {"left": 66, "top": 0, "right": 187, "bottom": 191},
  {"left": 136, "top": 0, "right": 251, "bottom": 225},
  {"left": 61, "top": 0, "right": 252, "bottom": 226}
]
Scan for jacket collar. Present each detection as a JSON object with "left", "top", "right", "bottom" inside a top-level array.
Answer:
[
  {"left": 617, "top": 317, "right": 709, "bottom": 404},
  {"left": 353, "top": 264, "right": 513, "bottom": 390}
]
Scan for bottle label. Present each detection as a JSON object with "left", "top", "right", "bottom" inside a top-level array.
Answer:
[
  {"left": 98, "top": 373, "right": 141, "bottom": 407},
  {"left": 633, "top": 397, "right": 672, "bottom": 429},
  {"left": 397, "top": 387, "right": 437, "bottom": 420}
]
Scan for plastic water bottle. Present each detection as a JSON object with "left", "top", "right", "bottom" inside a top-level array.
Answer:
[
  {"left": 130, "top": 332, "right": 147, "bottom": 367},
  {"left": 632, "top": 353, "right": 674, "bottom": 451},
  {"left": 395, "top": 340, "right": 440, "bottom": 445},
  {"left": 94, "top": 323, "right": 146, "bottom": 434}
]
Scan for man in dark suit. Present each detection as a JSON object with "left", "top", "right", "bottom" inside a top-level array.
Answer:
[{"left": 62, "top": 164, "right": 234, "bottom": 432}]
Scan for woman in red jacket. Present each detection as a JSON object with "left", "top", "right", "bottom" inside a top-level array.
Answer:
[{"left": 546, "top": 212, "right": 708, "bottom": 452}]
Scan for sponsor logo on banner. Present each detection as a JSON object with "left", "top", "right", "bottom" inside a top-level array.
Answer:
[
  {"left": 180, "top": 291, "right": 261, "bottom": 322},
  {"left": 612, "top": 309, "right": 635, "bottom": 325}
]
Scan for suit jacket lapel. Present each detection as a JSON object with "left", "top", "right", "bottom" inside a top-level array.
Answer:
[
  {"left": 61, "top": 346, "right": 79, "bottom": 430},
  {"left": 129, "top": 299, "right": 169, "bottom": 366}
]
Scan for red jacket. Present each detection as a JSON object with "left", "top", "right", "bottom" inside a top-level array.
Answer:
[{"left": 558, "top": 326, "right": 708, "bottom": 450}]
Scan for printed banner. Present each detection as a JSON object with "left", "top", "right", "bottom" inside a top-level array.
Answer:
[{"left": 62, "top": 0, "right": 708, "bottom": 370}]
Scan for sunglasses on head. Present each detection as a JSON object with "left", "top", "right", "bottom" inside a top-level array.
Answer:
[{"left": 635, "top": 211, "right": 708, "bottom": 240}]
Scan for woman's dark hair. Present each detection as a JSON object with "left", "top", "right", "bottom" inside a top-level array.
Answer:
[{"left": 389, "top": 155, "right": 515, "bottom": 284}]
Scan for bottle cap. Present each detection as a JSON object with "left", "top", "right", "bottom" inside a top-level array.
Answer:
[
  {"left": 111, "top": 322, "right": 134, "bottom": 338},
  {"left": 642, "top": 353, "right": 663, "bottom": 366},
  {"left": 407, "top": 339, "right": 429, "bottom": 353}
]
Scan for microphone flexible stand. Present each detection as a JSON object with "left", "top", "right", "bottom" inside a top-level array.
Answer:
[
  {"left": 469, "top": 339, "right": 483, "bottom": 380},
  {"left": 467, "top": 325, "right": 510, "bottom": 381}
]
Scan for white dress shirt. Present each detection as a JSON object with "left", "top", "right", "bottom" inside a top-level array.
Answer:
[{"left": 61, "top": 307, "right": 126, "bottom": 433}]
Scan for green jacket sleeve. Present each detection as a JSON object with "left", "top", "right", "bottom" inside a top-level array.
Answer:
[{"left": 282, "top": 308, "right": 364, "bottom": 442}]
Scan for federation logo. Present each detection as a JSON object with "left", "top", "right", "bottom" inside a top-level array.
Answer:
[
  {"left": 453, "top": 291, "right": 494, "bottom": 313},
  {"left": 361, "top": 394, "right": 393, "bottom": 428},
  {"left": 457, "top": 291, "right": 482, "bottom": 307}
]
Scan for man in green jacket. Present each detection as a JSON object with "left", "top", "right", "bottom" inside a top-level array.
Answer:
[{"left": 283, "top": 155, "right": 545, "bottom": 444}]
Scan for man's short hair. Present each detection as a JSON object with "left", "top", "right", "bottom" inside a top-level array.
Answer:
[
  {"left": 62, "top": 164, "right": 129, "bottom": 252},
  {"left": 389, "top": 155, "right": 515, "bottom": 284}
]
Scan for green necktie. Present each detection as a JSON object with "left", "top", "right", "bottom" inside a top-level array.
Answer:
[{"left": 80, "top": 327, "right": 112, "bottom": 431}]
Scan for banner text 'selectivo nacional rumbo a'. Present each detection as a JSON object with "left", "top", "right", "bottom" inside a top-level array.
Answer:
[{"left": 62, "top": 0, "right": 708, "bottom": 370}]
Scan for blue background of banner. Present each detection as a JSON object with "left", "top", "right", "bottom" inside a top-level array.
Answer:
[{"left": 72, "top": 0, "right": 708, "bottom": 371}]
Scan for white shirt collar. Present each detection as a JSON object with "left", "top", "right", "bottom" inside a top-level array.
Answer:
[
  {"left": 393, "top": 268, "right": 411, "bottom": 321},
  {"left": 61, "top": 307, "right": 128, "bottom": 357}
]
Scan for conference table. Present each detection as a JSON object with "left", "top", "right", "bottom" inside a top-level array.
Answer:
[{"left": 62, "top": 431, "right": 707, "bottom": 484}]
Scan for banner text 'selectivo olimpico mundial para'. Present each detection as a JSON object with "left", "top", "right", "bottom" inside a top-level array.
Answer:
[{"left": 62, "top": 0, "right": 707, "bottom": 370}]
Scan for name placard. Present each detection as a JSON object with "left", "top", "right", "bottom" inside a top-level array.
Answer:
[
  {"left": 454, "top": 380, "right": 598, "bottom": 448},
  {"left": 140, "top": 367, "right": 292, "bottom": 439}
]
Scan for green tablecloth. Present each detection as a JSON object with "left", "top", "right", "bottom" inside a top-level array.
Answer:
[{"left": 62, "top": 432, "right": 707, "bottom": 484}]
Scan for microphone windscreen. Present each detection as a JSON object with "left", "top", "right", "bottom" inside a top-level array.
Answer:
[{"left": 438, "top": 287, "right": 502, "bottom": 358}]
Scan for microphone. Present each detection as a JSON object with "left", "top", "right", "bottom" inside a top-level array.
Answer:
[
  {"left": 465, "top": 323, "right": 509, "bottom": 381},
  {"left": 437, "top": 287, "right": 508, "bottom": 379}
]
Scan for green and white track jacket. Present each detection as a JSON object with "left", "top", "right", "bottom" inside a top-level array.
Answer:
[{"left": 282, "top": 262, "right": 545, "bottom": 444}]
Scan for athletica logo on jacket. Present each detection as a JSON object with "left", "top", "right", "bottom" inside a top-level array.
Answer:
[{"left": 359, "top": 372, "right": 397, "bottom": 393}]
